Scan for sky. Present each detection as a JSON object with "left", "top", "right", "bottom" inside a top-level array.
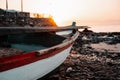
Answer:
[{"left": 1, "top": 0, "right": 120, "bottom": 26}]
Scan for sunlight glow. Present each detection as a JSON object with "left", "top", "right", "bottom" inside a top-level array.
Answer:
[{"left": 1, "top": 0, "right": 120, "bottom": 26}]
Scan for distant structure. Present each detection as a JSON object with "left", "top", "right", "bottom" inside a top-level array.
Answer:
[
  {"left": 72, "top": 22, "right": 76, "bottom": 26},
  {"left": 82, "top": 28, "right": 93, "bottom": 33},
  {"left": 0, "top": 8, "right": 57, "bottom": 27},
  {"left": 0, "top": 0, "right": 57, "bottom": 27},
  {"left": 0, "top": 8, "right": 30, "bottom": 26},
  {"left": 71, "top": 22, "right": 77, "bottom": 33}
]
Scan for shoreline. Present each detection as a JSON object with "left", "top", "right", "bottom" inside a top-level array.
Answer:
[{"left": 40, "top": 31, "right": 120, "bottom": 80}]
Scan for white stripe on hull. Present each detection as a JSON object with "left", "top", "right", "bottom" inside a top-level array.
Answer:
[{"left": 0, "top": 46, "right": 72, "bottom": 80}]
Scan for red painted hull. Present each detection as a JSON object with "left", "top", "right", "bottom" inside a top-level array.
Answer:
[{"left": 0, "top": 42, "right": 73, "bottom": 72}]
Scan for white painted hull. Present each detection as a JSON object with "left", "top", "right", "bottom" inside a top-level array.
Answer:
[{"left": 0, "top": 45, "right": 72, "bottom": 80}]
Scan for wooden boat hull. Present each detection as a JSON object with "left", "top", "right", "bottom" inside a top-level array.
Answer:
[
  {"left": 0, "top": 45, "right": 72, "bottom": 80},
  {"left": 0, "top": 31, "right": 79, "bottom": 80}
]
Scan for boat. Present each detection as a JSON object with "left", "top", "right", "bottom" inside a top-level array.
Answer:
[
  {"left": 0, "top": 5, "right": 89, "bottom": 79},
  {"left": 0, "top": 25, "right": 88, "bottom": 80}
]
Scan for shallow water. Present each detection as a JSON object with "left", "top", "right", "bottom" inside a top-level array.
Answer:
[
  {"left": 90, "top": 42, "right": 120, "bottom": 52},
  {"left": 79, "top": 25, "right": 120, "bottom": 32}
]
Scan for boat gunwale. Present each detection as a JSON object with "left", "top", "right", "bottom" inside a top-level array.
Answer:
[
  {"left": 0, "top": 26, "right": 88, "bottom": 35},
  {"left": 36, "top": 31, "right": 79, "bottom": 56}
]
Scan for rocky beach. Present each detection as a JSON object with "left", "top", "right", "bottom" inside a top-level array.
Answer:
[
  {"left": 0, "top": 1, "right": 120, "bottom": 79},
  {"left": 40, "top": 31, "right": 120, "bottom": 80}
]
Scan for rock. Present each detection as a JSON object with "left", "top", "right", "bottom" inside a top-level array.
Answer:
[
  {"left": 107, "top": 62, "right": 115, "bottom": 66},
  {"left": 48, "top": 74, "right": 60, "bottom": 80},
  {"left": 66, "top": 67, "right": 73, "bottom": 73}
]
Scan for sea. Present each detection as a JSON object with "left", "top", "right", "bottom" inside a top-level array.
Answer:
[
  {"left": 57, "top": 24, "right": 120, "bottom": 56},
  {"left": 57, "top": 24, "right": 120, "bottom": 35},
  {"left": 79, "top": 24, "right": 120, "bottom": 32}
]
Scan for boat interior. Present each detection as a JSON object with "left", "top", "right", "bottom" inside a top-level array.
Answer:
[{"left": 0, "top": 32, "right": 67, "bottom": 58}]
